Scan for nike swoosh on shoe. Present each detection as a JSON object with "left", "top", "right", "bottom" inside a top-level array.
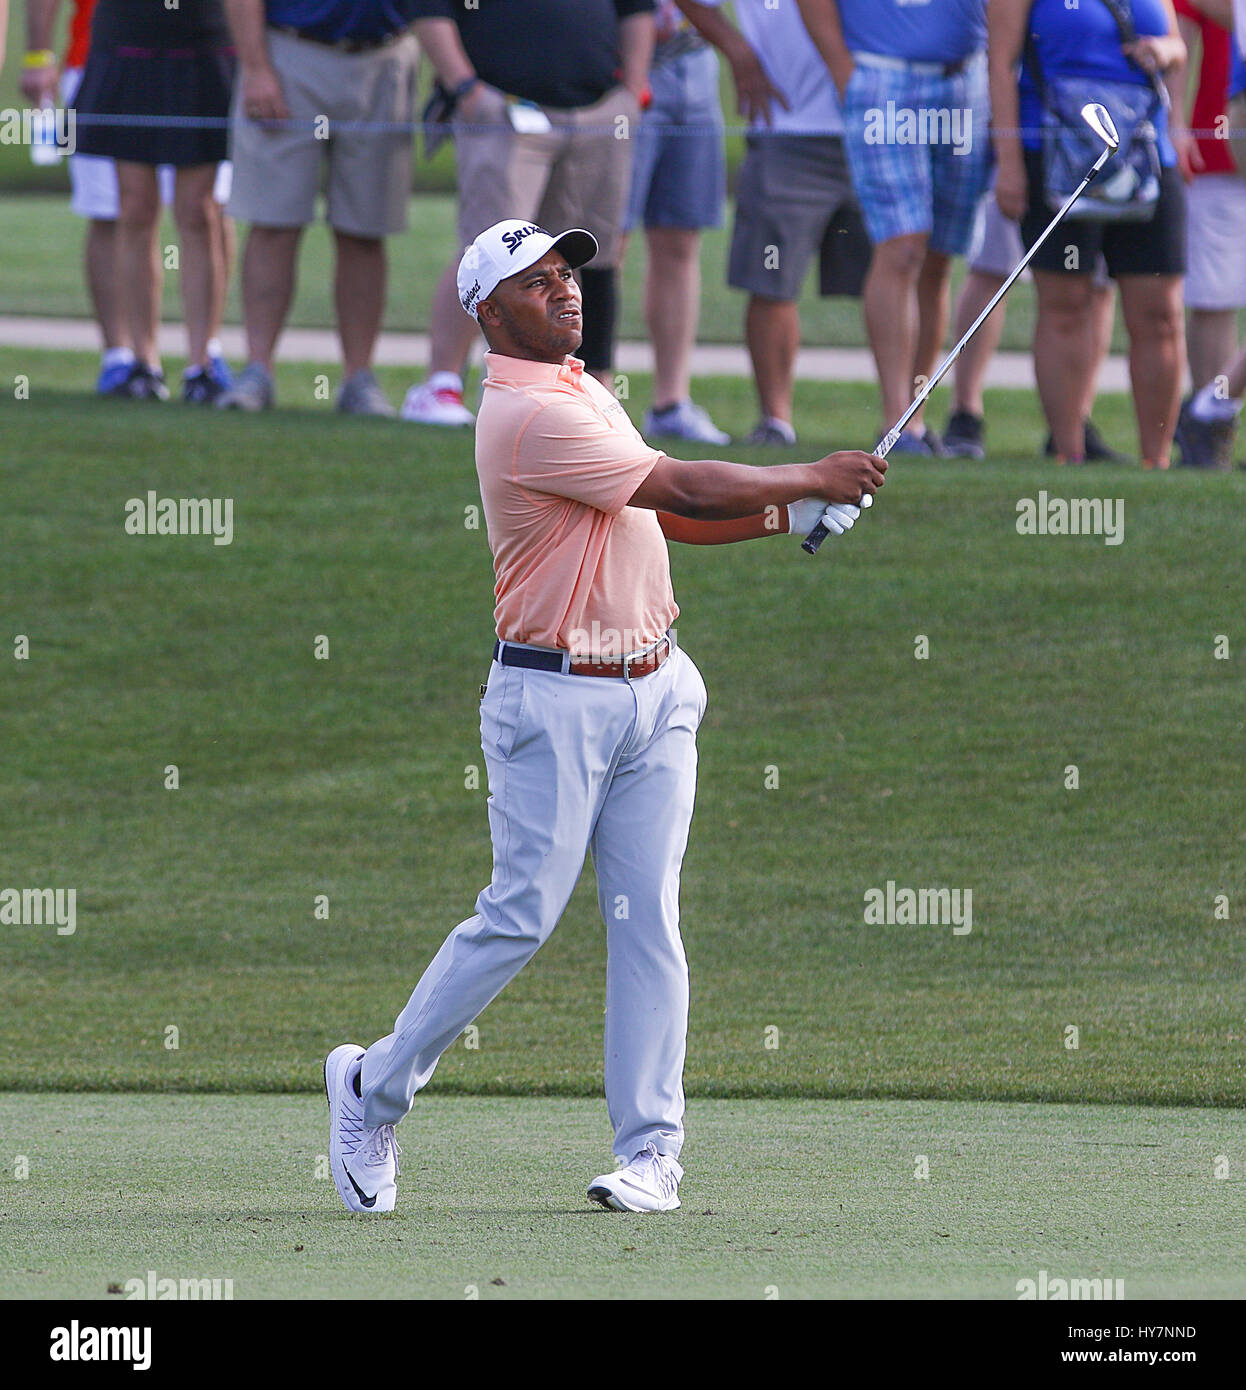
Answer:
[{"left": 346, "top": 1168, "right": 378, "bottom": 1209}]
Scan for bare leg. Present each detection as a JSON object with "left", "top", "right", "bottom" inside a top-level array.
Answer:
[
  {"left": 1227, "top": 343, "right": 1246, "bottom": 399},
  {"left": 912, "top": 248, "right": 951, "bottom": 430},
  {"left": 644, "top": 226, "right": 701, "bottom": 410},
  {"left": 85, "top": 219, "right": 127, "bottom": 351},
  {"left": 428, "top": 259, "right": 479, "bottom": 378},
  {"left": 1080, "top": 282, "right": 1116, "bottom": 422},
  {"left": 240, "top": 224, "right": 302, "bottom": 370},
  {"left": 1118, "top": 273, "right": 1185, "bottom": 468},
  {"left": 1032, "top": 269, "right": 1097, "bottom": 461},
  {"left": 951, "top": 269, "right": 1007, "bottom": 417},
  {"left": 744, "top": 295, "right": 800, "bottom": 425},
  {"left": 211, "top": 205, "right": 236, "bottom": 347},
  {"left": 333, "top": 231, "right": 387, "bottom": 378},
  {"left": 114, "top": 161, "right": 162, "bottom": 367},
  {"left": 172, "top": 164, "right": 222, "bottom": 368},
  {"left": 863, "top": 232, "right": 929, "bottom": 428},
  {"left": 1186, "top": 307, "right": 1238, "bottom": 394}
]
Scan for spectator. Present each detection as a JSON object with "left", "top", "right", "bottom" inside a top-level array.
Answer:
[
  {"left": 622, "top": 0, "right": 730, "bottom": 446},
  {"left": 1172, "top": 0, "right": 1246, "bottom": 467},
  {"left": 70, "top": 0, "right": 236, "bottom": 401},
  {"left": 943, "top": 185, "right": 1121, "bottom": 460},
  {"left": 401, "top": 0, "right": 655, "bottom": 426},
  {"left": 683, "top": 0, "right": 868, "bottom": 446},
  {"left": 23, "top": 0, "right": 234, "bottom": 398},
  {"left": 799, "top": 0, "right": 991, "bottom": 455},
  {"left": 218, "top": 0, "right": 420, "bottom": 416},
  {"left": 1232, "top": 0, "right": 1246, "bottom": 173},
  {"left": 992, "top": 0, "right": 1187, "bottom": 468}
]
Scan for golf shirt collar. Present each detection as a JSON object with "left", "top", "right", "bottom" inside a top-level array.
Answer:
[{"left": 484, "top": 351, "right": 585, "bottom": 387}]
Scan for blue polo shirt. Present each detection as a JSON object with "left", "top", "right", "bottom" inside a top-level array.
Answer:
[
  {"left": 1019, "top": 0, "right": 1176, "bottom": 164},
  {"left": 266, "top": 0, "right": 421, "bottom": 43},
  {"left": 1230, "top": 34, "right": 1246, "bottom": 98},
  {"left": 837, "top": 0, "right": 987, "bottom": 64}
]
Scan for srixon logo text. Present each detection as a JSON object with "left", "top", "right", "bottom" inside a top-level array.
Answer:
[{"left": 502, "top": 224, "right": 545, "bottom": 254}]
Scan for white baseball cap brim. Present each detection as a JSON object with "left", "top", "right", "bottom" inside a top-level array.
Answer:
[{"left": 457, "top": 219, "right": 598, "bottom": 320}]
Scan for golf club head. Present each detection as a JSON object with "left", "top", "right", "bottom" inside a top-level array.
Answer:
[{"left": 1081, "top": 103, "right": 1120, "bottom": 151}]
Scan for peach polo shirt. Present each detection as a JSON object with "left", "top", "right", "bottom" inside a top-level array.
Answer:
[{"left": 474, "top": 351, "right": 679, "bottom": 658}]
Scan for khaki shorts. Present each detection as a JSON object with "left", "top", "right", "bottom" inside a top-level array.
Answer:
[
  {"left": 453, "top": 85, "right": 638, "bottom": 267},
  {"left": 228, "top": 28, "right": 417, "bottom": 238},
  {"left": 1184, "top": 172, "right": 1246, "bottom": 310}
]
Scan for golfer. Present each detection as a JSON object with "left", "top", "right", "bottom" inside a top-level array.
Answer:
[{"left": 326, "top": 220, "right": 885, "bottom": 1213}]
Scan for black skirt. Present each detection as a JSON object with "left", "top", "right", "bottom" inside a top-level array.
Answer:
[{"left": 73, "top": 0, "right": 235, "bottom": 166}]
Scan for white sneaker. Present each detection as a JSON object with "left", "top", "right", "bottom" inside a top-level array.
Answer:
[
  {"left": 325, "top": 1043, "right": 400, "bottom": 1213},
  {"left": 644, "top": 399, "right": 731, "bottom": 446},
  {"left": 588, "top": 1141, "right": 683, "bottom": 1212},
  {"left": 400, "top": 373, "right": 475, "bottom": 427}
]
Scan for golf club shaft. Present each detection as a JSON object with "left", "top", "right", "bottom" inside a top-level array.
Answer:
[{"left": 802, "top": 141, "right": 1115, "bottom": 555}]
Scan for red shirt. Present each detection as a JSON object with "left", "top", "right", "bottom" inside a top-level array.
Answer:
[
  {"left": 1175, "top": 0, "right": 1237, "bottom": 174},
  {"left": 65, "top": 0, "right": 96, "bottom": 69}
]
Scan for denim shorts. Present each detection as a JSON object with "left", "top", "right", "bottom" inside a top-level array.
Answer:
[{"left": 625, "top": 45, "right": 725, "bottom": 231}]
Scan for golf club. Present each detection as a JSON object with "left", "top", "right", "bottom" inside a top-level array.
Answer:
[{"left": 803, "top": 102, "right": 1122, "bottom": 555}]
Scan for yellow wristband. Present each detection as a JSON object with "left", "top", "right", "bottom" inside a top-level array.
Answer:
[{"left": 23, "top": 50, "right": 57, "bottom": 69}]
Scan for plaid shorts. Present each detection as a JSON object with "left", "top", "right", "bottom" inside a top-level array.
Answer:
[{"left": 839, "top": 52, "right": 989, "bottom": 254}]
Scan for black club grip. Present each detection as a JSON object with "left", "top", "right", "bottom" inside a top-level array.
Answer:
[{"left": 801, "top": 519, "right": 831, "bottom": 555}]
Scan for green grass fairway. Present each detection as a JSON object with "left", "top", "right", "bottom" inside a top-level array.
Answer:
[
  {"left": 1, "top": 1095, "right": 1242, "bottom": 1300},
  {"left": 2, "top": 356, "right": 1243, "bottom": 1109}
]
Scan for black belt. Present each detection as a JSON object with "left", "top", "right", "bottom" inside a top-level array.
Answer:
[
  {"left": 269, "top": 24, "right": 404, "bottom": 54},
  {"left": 493, "top": 634, "right": 672, "bottom": 680}
]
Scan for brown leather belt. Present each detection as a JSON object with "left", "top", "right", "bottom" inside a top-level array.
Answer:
[{"left": 493, "top": 633, "right": 672, "bottom": 680}]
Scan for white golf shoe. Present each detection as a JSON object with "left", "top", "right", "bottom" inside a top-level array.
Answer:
[
  {"left": 325, "top": 1043, "right": 400, "bottom": 1213},
  {"left": 588, "top": 1142, "right": 684, "bottom": 1212},
  {"left": 400, "top": 373, "right": 476, "bottom": 427}
]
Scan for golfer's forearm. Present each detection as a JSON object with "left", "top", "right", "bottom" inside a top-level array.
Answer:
[
  {"left": 657, "top": 512, "right": 779, "bottom": 544},
  {"left": 639, "top": 459, "right": 820, "bottom": 521},
  {"left": 223, "top": 0, "right": 272, "bottom": 70},
  {"left": 414, "top": 17, "right": 476, "bottom": 89},
  {"left": 26, "top": 0, "right": 60, "bottom": 54},
  {"left": 618, "top": 13, "right": 655, "bottom": 96}
]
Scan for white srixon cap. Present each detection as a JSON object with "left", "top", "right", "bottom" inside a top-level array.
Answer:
[{"left": 457, "top": 219, "right": 598, "bottom": 319}]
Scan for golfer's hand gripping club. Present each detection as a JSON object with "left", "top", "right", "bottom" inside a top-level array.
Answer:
[{"left": 802, "top": 102, "right": 1121, "bottom": 557}]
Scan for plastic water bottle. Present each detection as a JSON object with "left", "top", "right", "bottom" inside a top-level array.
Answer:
[{"left": 31, "top": 103, "right": 63, "bottom": 166}]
